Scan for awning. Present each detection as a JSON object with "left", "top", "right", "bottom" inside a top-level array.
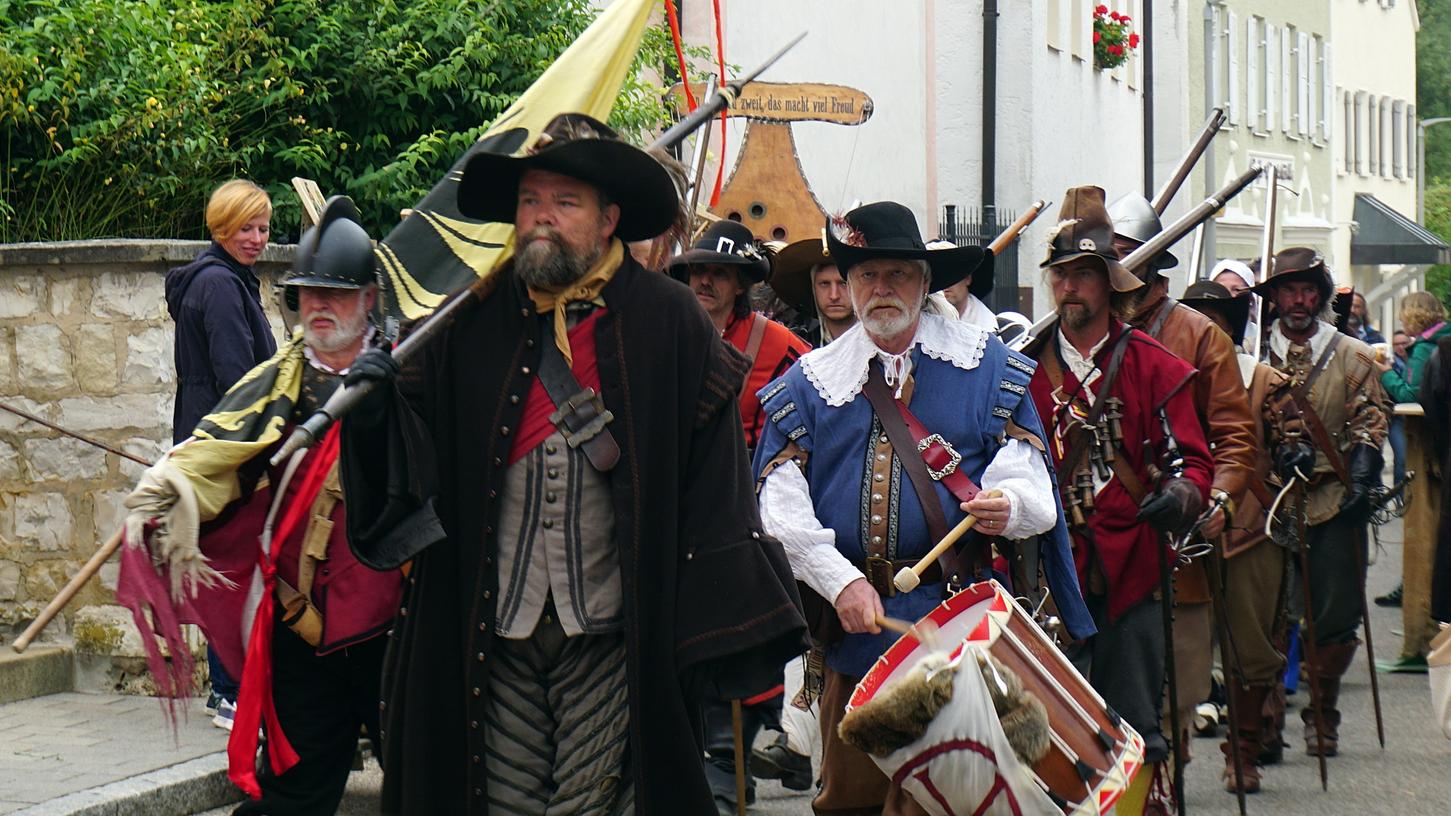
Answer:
[{"left": 1351, "top": 194, "right": 1451, "bottom": 265}]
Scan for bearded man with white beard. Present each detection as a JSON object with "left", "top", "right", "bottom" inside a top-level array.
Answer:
[{"left": 752, "top": 201, "right": 1092, "bottom": 814}]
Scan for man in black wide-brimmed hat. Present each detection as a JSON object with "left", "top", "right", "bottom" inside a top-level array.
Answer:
[
  {"left": 339, "top": 113, "right": 807, "bottom": 816},
  {"left": 753, "top": 200, "right": 1091, "bottom": 814},
  {"left": 669, "top": 221, "right": 810, "bottom": 453}
]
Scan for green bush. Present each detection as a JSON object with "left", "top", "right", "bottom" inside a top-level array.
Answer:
[{"left": 0, "top": 0, "right": 693, "bottom": 242}]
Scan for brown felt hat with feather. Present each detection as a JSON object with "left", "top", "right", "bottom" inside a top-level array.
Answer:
[{"left": 1041, "top": 186, "right": 1144, "bottom": 294}]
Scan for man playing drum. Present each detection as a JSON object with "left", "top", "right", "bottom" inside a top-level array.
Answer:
[
  {"left": 752, "top": 201, "right": 1093, "bottom": 814},
  {"left": 1022, "top": 187, "right": 1214, "bottom": 813}
]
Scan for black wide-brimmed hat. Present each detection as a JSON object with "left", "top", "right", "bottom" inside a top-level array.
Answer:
[
  {"left": 1249, "top": 247, "right": 1333, "bottom": 303},
  {"left": 456, "top": 113, "right": 678, "bottom": 241},
  {"left": 666, "top": 220, "right": 772, "bottom": 284},
  {"left": 1041, "top": 186, "right": 1144, "bottom": 293},
  {"left": 1180, "top": 280, "right": 1251, "bottom": 346},
  {"left": 284, "top": 196, "right": 376, "bottom": 311},
  {"left": 768, "top": 236, "right": 837, "bottom": 311},
  {"left": 824, "top": 201, "right": 991, "bottom": 294}
]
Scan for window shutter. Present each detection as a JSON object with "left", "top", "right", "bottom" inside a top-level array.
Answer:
[
  {"left": 1321, "top": 43, "right": 1333, "bottom": 141},
  {"left": 1281, "top": 29, "right": 1293, "bottom": 132},
  {"left": 1265, "top": 24, "right": 1278, "bottom": 131},
  {"left": 1227, "top": 11, "right": 1241, "bottom": 124},
  {"left": 1305, "top": 30, "right": 1317, "bottom": 136},
  {"left": 1246, "top": 17, "right": 1259, "bottom": 130},
  {"left": 1209, "top": 7, "right": 1222, "bottom": 114},
  {"left": 1409, "top": 104, "right": 1418, "bottom": 178}
]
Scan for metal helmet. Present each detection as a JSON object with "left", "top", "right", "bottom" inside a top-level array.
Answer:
[
  {"left": 1107, "top": 193, "right": 1178, "bottom": 274},
  {"left": 284, "top": 196, "right": 377, "bottom": 311}
]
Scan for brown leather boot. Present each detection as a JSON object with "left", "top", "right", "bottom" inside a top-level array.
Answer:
[
  {"left": 1258, "top": 680, "right": 1287, "bottom": 765},
  {"left": 1222, "top": 682, "right": 1269, "bottom": 794},
  {"left": 1300, "top": 640, "right": 1360, "bottom": 757}
]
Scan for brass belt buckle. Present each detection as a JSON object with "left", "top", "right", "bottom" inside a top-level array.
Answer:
[
  {"left": 865, "top": 555, "right": 896, "bottom": 598},
  {"left": 916, "top": 433, "right": 962, "bottom": 480}
]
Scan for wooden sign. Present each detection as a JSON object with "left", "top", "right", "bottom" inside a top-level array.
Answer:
[{"left": 671, "top": 81, "right": 873, "bottom": 246}]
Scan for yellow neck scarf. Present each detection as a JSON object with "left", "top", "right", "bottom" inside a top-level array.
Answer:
[{"left": 526, "top": 238, "right": 624, "bottom": 367}]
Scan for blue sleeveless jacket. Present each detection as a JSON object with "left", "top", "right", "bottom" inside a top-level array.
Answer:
[{"left": 753, "top": 330, "right": 1093, "bottom": 677}]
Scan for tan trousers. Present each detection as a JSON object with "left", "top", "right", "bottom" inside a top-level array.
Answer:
[
  {"left": 1402, "top": 414, "right": 1439, "bottom": 659},
  {"left": 1220, "top": 543, "right": 1289, "bottom": 684},
  {"left": 815, "top": 667, "right": 930, "bottom": 816},
  {"left": 1165, "top": 601, "right": 1212, "bottom": 753}
]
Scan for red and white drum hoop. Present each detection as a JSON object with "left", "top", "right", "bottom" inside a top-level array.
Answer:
[{"left": 847, "top": 580, "right": 1144, "bottom": 815}]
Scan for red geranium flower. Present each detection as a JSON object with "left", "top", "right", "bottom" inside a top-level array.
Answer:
[
  {"left": 1108, "top": 44, "right": 1123, "bottom": 56},
  {"left": 1093, "top": 31, "right": 1102, "bottom": 43},
  {"left": 1120, "top": 14, "right": 1131, "bottom": 22},
  {"left": 1110, "top": 10, "right": 1121, "bottom": 21},
  {"left": 1095, "top": 4, "right": 1108, "bottom": 15},
  {"left": 1129, "top": 33, "right": 1140, "bottom": 48}
]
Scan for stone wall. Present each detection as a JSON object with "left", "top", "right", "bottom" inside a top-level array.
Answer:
[{"left": 0, "top": 240, "right": 294, "bottom": 645}]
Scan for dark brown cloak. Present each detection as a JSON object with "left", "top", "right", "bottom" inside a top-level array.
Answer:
[{"left": 340, "top": 255, "right": 808, "bottom": 814}]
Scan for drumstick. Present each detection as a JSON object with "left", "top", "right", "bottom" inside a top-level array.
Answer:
[
  {"left": 874, "top": 614, "right": 942, "bottom": 652},
  {"left": 892, "top": 489, "right": 1002, "bottom": 594}
]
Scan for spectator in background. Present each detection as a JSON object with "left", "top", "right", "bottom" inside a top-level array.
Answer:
[
  {"left": 1212, "top": 258, "right": 1256, "bottom": 296},
  {"left": 163, "top": 178, "right": 277, "bottom": 729},
  {"left": 1387, "top": 328, "right": 1411, "bottom": 487},
  {"left": 1375, "top": 292, "right": 1450, "bottom": 669},
  {"left": 1379, "top": 292, "right": 1451, "bottom": 403},
  {"left": 1393, "top": 328, "right": 1413, "bottom": 365},
  {"left": 1353, "top": 291, "right": 1387, "bottom": 344}
]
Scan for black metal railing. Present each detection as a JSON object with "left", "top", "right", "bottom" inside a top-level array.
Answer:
[{"left": 938, "top": 204, "right": 1029, "bottom": 315}]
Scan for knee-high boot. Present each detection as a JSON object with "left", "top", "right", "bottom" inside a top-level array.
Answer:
[
  {"left": 1300, "top": 640, "right": 1360, "bottom": 757},
  {"left": 1222, "top": 682, "right": 1270, "bottom": 793}
]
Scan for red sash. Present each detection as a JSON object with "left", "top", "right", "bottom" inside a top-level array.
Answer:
[{"left": 510, "top": 310, "right": 605, "bottom": 466}]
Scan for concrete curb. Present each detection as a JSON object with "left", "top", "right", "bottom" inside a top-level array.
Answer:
[
  {"left": 0, "top": 646, "right": 74, "bottom": 705},
  {"left": 13, "top": 751, "right": 243, "bottom": 816}
]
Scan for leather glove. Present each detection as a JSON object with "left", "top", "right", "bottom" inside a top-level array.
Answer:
[
  {"left": 1338, "top": 443, "right": 1385, "bottom": 524},
  {"left": 1272, "top": 441, "right": 1316, "bottom": 483},
  {"left": 341, "top": 347, "right": 400, "bottom": 427},
  {"left": 1136, "top": 477, "right": 1204, "bottom": 535}
]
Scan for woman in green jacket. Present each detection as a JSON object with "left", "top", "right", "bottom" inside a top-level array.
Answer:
[{"left": 1381, "top": 291, "right": 1451, "bottom": 404}]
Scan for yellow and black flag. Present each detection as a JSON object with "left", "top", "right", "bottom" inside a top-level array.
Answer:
[{"left": 372, "top": 0, "right": 657, "bottom": 323}]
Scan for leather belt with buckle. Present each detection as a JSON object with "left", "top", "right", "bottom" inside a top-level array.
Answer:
[{"left": 862, "top": 556, "right": 943, "bottom": 598}]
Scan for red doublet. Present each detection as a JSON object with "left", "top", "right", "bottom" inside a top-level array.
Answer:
[
  {"left": 723, "top": 312, "right": 810, "bottom": 449},
  {"left": 1027, "top": 323, "right": 1213, "bottom": 620},
  {"left": 510, "top": 310, "right": 606, "bottom": 466}
]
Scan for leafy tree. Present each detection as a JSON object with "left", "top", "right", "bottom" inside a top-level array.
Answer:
[
  {"left": 1424, "top": 183, "right": 1451, "bottom": 305},
  {"left": 0, "top": 0, "right": 698, "bottom": 242},
  {"left": 1418, "top": 0, "right": 1451, "bottom": 182}
]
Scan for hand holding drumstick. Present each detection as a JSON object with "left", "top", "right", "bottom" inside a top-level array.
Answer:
[{"left": 894, "top": 489, "right": 1005, "bottom": 594}]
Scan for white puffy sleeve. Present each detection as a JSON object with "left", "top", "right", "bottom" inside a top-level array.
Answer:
[
  {"left": 981, "top": 437, "right": 1058, "bottom": 540},
  {"left": 759, "top": 462, "right": 864, "bottom": 604}
]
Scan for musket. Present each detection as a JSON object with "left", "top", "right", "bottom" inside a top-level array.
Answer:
[
  {"left": 987, "top": 200, "right": 1052, "bottom": 255},
  {"left": 0, "top": 400, "right": 151, "bottom": 466},
  {"left": 1004, "top": 167, "right": 1264, "bottom": 353},
  {"left": 270, "top": 32, "right": 808, "bottom": 467},
  {"left": 1152, "top": 107, "right": 1228, "bottom": 214},
  {"left": 1250, "top": 164, "right": 1281, "bottom": 362}
]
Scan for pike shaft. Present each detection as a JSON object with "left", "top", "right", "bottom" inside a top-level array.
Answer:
[
  {"left": 0, "top": 400, "right": 151, "bottom": 466},
  {"left": 1152, "top": 107, "right": 1227, "bottom": 214}
]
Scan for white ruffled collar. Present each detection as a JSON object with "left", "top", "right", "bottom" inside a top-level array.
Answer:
[{"left": 799, "top": 313, "right": 989, "bottom": 406}]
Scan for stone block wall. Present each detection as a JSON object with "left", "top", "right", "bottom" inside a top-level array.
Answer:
[{"left": 0, "top": 240, "right": 294, "bottom": 644}]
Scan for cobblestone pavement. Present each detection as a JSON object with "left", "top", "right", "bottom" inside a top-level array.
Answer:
[{"left": 0, "top": 693, "right": 224, "bottom": 814}]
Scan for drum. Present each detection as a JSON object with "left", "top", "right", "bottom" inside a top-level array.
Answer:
[{"left": 846, "top": 580, "right": 1144, "bottom": 816}]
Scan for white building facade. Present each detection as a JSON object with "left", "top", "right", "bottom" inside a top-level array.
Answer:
[{"left": 679, "top": 0, "right": 1191, "bottom": 319}]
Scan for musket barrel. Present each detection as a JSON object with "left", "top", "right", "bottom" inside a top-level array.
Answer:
[
  {"left": 987, "top": 200, "right": 1051, "bottom": 255},
  {"left": 1122, "top": 166, "right": 1263, "bottom": 274},
  {"left": 1151, "top": 107, "right": 1227, "bottom": 215}
]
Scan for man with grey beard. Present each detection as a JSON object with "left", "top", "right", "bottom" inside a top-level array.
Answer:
[
  {"left": 338, "top": 113, "right": 806, "bottom": 815},
  {"left": 752, "top": 201, "right": 1091, "bottom": 813},
  {"left": 1255, "top": 247, "right": 1388, "bottom": 760}
]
